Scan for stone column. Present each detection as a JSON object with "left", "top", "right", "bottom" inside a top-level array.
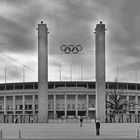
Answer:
[
  {"left": 54, "top": 94, "right": 56, "bottom": 118},
  {"left": 86, "top": 95, "right": 89, "bottom": 117},
  {"left": 23, "top": 95, "right": 25, "bottom": 114},
  {"left": 4, "top": 96, "right": 6, "bottom": 114},
  {"left": 13, "top": 95, "right": 15, "bottom": 115},
  {"left": 106, "top": 94, "right": 110, "bottom": 115},
  {"left": 33, "top": 95, "right": 35, "bottom": 115},
  {"left": 126, "top": 95, "right": 129, "bottom": 115},
  {"left": 127, "top": 95, "right": 129, "bottom": 101},
  {"left": 75, "top": 94, "right": 78, "bottom": 118},
  {"left": 95, "top": 21, "right": 106, "bottom": 122},
  {"left": 135, "top": 95, "right": 138, "bottom": 114},
  {"left": 37, "top": 21, "right": 48, "bottom": 122},
  {"left": 64, "top": 94, "right": 67, "bottom": 118}
]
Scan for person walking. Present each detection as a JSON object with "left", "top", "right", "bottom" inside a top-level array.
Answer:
[
  {"left": 14, "top": 116, "right": 18, "bottom": 123},
  {"left": 95, "top": 119, "right": 100, "bottom": 135},
  {"left": 80, "top": 116, "right": 83, "bottom": 127}
]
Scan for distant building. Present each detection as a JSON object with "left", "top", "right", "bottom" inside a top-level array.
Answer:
[{"left": 0, "top": 81, "right": 139, "bottom": 123}]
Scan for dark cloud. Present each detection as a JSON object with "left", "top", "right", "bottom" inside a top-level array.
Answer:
[
  {"left": 108, "top": 0, "right": 140, "bottom": 58},
  {"left": 122, "top": 0, "right": 140, "bottom": 17},
  {"left": 0, "top": 0, "right": 45, "bottom": 54},
  {"left": 2, "top": 0, "right": 30, "bottom": 5},
  {"left": 0, "top": 0, "right": 139, "bottom": 82}
]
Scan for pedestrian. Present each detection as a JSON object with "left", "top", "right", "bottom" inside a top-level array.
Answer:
[
  {"left": 14, "top": 116, "right": 17, "bottom": 123},
  {"left": 80, "top": 116, "right": 83, "bottom": 127},
  {"left": 95, "top": 119, "right": 100, "bottom": 135}
]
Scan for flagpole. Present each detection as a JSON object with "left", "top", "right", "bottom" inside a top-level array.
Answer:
[
  {"left": 135, "top": 67, "right": 137, "bottom": 83},
  {"left": 5, "top": 67, "right": 6, "bottom": 83},
  {"left": 81, "top": 64, "right": 83, "bottom": 81},
  {"left": 117, "top": 65, "right": 119, "bottom": 82},
  {"left": 23, "top": 65, "right": 25, "bottom": 82},
  {"left": 70, "top": 65, "right": 72, "bottom": 81},
  {"left": 60, "top": 64, "right": 61, "bottom": 81}
]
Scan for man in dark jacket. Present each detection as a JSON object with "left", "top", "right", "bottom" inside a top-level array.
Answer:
[
  {"left": 95, "top": 120, "right": 100, "bottom": 135},
  {"left": 80, "top": 116, "right": 83, "bottom": 127}
]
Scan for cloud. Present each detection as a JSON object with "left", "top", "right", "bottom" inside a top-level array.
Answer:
[
  {"left": 108, "top": 0, "right": 140, "bottom": 57},
  {"left": 0, "top": 0, "right": 139, "bottom": 82}
]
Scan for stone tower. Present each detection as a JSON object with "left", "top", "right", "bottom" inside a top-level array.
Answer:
[
  {"left": 37, "top": 21, "right": 48, "bottom": 122},
  {"left": 95, "top": 21, "right": 106, "bottom": 122}
]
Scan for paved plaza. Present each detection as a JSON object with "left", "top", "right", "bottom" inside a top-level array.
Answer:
[{"left": 0, "top": 122, "right": 139, "bottom": 139}]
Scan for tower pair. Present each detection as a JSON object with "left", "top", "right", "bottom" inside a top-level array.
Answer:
[{"left": 37, "top": 21, "right": 106, "bottom": 122}]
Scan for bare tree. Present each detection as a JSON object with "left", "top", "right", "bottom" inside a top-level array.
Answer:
[{"left": 106, "top": 88, "right": 131, "bottom": 114}]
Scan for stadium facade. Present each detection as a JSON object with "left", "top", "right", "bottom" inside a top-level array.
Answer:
[{"left": 0, "top": 81, "right": 139, "bottom": 123}]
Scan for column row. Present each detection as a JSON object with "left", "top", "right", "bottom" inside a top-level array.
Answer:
[{"left": 2, "top": 95, "right": 37, "bottom": 115}]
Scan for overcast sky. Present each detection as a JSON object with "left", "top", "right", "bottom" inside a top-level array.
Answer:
[{"left": 0, "top": 0, "right": 140, "bottom": 83}]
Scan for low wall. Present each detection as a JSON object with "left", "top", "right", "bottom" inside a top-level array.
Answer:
[
  {"left": 0, "top": 115, "right": 94, "bottom": 123},
  {"left": 0, "top": 114, "right": 140, "bottom": 123},
  {"left": 106, "top": 114, "right": 140, "bottom": 123}
]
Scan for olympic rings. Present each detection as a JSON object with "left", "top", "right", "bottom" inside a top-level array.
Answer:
[{"left": 60, "top": 45, "right": 82, "bottom": 54}]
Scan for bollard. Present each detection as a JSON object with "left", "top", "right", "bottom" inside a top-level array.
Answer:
[
  {"left": 136, "top": 129, "right": 139, "bottom": 138},
  {"left": 19, "top": 129, "right": 21, "bottom": 138},
  {"left": 0, "top": 130, "right": 2, "bottom": 138}
]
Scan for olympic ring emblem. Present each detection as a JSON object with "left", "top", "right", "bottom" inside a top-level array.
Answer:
[{"left": 60, "top": 45, "right": 82, "bottom": 54}]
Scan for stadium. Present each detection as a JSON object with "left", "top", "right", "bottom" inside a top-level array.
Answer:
[{"left": 0, "top": 81, "right": 139, "bottom": 123}]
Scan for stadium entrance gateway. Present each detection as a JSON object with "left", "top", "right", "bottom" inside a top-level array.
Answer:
[
  {"left": 95, "top": 22, "right": 106, "bottom": 122},
  {"left": 37, "top": 21, "right": 106, "bottom": 122}
]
